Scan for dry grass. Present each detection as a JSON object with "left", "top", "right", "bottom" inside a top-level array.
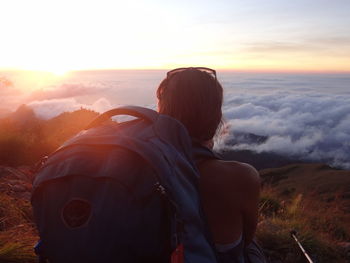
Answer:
[
  {"left": 257, "top": 186, "right": 349, "bottom": 262},
  {"left": 0, "top": 193, "right": 37, "bottom": 263}
]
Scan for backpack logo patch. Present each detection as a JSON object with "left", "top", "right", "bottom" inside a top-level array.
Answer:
[{"left": 61, "top": 198, "right": 92, "bottom": 229}]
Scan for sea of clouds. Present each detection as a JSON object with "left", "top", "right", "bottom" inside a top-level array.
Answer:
[
  {"left": 216, "top": 73, "right": 350, "bottom": 169},
  {"left": 219, "top": 91, "right": 350, "bottom": 169},
  {"left": 1, "top": 70, "right": 350, "bottom": 169}
]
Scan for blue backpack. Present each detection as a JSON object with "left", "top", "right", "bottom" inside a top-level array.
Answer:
[{"left": 31, "top": 106, "right": 218, "bottom": 263}]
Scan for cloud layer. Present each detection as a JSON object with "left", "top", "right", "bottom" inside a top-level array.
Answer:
[
  {"left": 217, "top": 91, "right": 350, "bottom": 169},
  {"left": 3, "top": 70, "right": 349, "bottom": 169},
  {"left": 28, "top": 83, "right": 109, "bottom": 101}
]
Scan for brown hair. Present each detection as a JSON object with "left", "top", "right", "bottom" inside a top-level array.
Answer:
[{"left": 157, "top": 68, "right": 223, "bottom": 142}]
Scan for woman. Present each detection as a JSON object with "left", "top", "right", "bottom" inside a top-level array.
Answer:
[{"left": 157, "top": 67, "right": 264, "bottom": 263}]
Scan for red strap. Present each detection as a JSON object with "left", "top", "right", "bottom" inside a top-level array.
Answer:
[{"left": 171, "top": 244, "right": 184, "bottom": 263}]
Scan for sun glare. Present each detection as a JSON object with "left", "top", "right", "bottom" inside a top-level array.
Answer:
[
  {"left": 8, "top": 69, "right": 71, "bottom": 94},
  {"left": 49, "top": 68, "right": 70, "bottom": 76},
  {"left": 29, "top": 66, "right": 71, "bottom": 77}
]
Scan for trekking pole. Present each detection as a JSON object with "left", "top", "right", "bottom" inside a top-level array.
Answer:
[{"left": 290, "top": 230, "right": 314, "bottom": 263}]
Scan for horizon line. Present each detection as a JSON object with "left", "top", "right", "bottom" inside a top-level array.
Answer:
[{"left": 1, "top": 67, "right": 350, "bottom": 74}]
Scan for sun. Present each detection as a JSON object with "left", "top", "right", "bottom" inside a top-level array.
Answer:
[
  {"left": 37, "top": 64, "right": 71, "bottom": 76},
  {"left": 21, "top": 64, "right": 72, "bottom": 77},
  {"left": 49, "top": 67, "right": 70, "bottom": 76}
]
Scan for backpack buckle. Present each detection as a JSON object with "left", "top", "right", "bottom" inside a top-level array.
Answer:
[{"left": 155, "top": 182, "right": 167, "bottom": 195}]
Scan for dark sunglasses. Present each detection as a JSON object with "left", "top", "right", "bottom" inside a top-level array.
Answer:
[{"left": 166, "top": 67, "right": 217, "bottom": 81}]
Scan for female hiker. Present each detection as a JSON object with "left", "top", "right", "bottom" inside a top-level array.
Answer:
[
  {"left": 157, "top": 67, "right": 266, "bottom": 263},
  {"left": 31, "top": 67, "right": 266, "bottom": 262}
]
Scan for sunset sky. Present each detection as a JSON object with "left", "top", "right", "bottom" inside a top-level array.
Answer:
[{"left": 1, "top": 0, "right": 350, "bottom": 73}]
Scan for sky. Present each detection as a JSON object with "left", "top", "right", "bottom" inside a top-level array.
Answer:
[{"left": 1, "top": 0, "right": 350, "bottom": 73}]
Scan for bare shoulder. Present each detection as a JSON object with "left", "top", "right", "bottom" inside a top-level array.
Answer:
[{"left": 198, "top": 159, "right": 260, "bottom": 189}]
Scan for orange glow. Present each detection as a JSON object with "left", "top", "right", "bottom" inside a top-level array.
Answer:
[{"left": 4, "top": 70, "right": 69, "bottom": 92}]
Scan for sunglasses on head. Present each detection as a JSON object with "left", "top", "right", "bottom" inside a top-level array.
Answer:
[{"left": 166, "top": 67, "right": 217, "bottom": 81}]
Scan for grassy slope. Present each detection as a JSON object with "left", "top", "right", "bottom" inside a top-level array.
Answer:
[
  {"left": 258, "top": 164, "right": 350, "bottom": 262},
  {"left": 0, "top": 198, "right": 37, "bottom": 262},
  {"left": 260, "top": 163, "right": 350, "bottom": 199}
]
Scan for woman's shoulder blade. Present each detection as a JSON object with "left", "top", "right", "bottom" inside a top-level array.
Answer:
[{"left": 198, "top": 159, "right": 260, "bottom": 188}]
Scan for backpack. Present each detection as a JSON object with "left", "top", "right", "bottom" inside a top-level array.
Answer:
[{"left": 31, "top": 106, "right": 218, "bottom": 263}]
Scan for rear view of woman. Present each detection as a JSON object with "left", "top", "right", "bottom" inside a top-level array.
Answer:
[{"left": 157, "top": 67, "right": 266, "bottom": 263}]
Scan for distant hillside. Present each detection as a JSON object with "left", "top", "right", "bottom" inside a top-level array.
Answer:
[
  {"left": 0, "top": 106, "right": 99, "bottom": 166},
  {"left": 219, "top": 132, "right": 305, "bottom": 170},
  {"left": 221, "top": 149, "right": 303, "bottom": 170},
  {"left": 260, "top": 163, "right": 350, "bottom": 200},
  {"left": 41, "top": 108, "right": 99, "bottom": 147},
  {"left": 11, "top": 104, "right": 38, "bottom": 125},
  {"left": 0, "top": 108, "right": 11, "bottom": 118}
]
